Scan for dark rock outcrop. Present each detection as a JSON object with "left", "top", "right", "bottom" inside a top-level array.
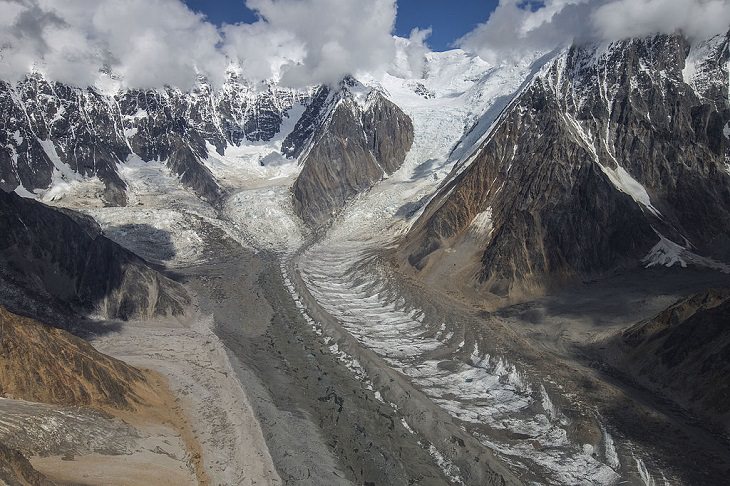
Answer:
[
  {"left": 593, "top": 289, "right": 730, "bottom": 431},
  {"left": 0, "top": 443, "right": 54, "bottom": 486},
  {"left": 0, "top": 190, "right": 189, "bottom": 326},
  {"left": 400, "top": 33, "right": 730, "bottom": 299},
  {"left": 292, "top": 87, "right": 414, "bottom": 225},
  {"left": 282, "top": 85, "right": 331, "bottom": 159}
]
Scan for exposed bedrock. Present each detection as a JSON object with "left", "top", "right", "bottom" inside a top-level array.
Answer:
[
  {"left": 400, "top": 33, "right": 730, "bottom": 301},
  {"left": 292, "top": 88, "right": 414, "bottom": 225},
  {"left": 590, "top": 289, "right": 730, "bottom": 433},
  {"left": 0, "top": 306, "right": 160, "bottom": 412},
  {"left": 0, "top": 74, "right": 315, "bottom": 204},
  {"left": 0, "top": 190, "right": 189, "bottom": 327}
]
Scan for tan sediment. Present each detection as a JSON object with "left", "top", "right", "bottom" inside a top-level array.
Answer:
[{"left": 116, "top": 369, "right": 211, "bottom": 486}]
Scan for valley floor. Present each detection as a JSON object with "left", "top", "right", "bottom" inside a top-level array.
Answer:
[{"left": 12, "top": 151, "right": 730, "bottom": 486}]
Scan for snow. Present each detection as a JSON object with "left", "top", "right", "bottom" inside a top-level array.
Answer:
[
  {"left": 565, "top": 111, "right": 661, "bottom": 218},
  {"left": 642, "top": 234, "right": 687, "bottom": 269},
  {"left": 126, "top": 109, "right": 148, "bottom": 120},
  {"left": 427, "top": 444, "right": 464, "bottom": 485},
  {"left": 225, "top": 186, "right": 304, "bottom": 252},
  {"left": 598, "top": 164, "right": 661, "bottom": 217},
  {"left": 635, "top": 456, "right": 657, "bottom": 486},
  {"left": 39, "top": 139, "right": 80, "bottom": 183},
  {"left": 643, "top": 233, "right": 730, "bottom": 273},
  {"left": 602, "top": 425, "right": 620, "bottom": 470},
  {"left": 201, "top": 102, "right": 305, "bottom": 186},
  {"left": 682, "top": 34, "right": 727, "bottom": 99},
  {"left": 11, "top": 130, "right": 22, "bottom": 145},
  {"left": 13, "top": 184, "right": 36, "bottom": 198},
  {"left": 298, "top": 229, "right": 620, "bottom": 484},
  {"left": 365, "top": 49, "right": 548, "bottom": 184},
  {"left": 466, "top": 207, "right": 493, "bottom": 240}
]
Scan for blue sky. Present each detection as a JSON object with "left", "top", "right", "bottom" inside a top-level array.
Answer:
[{"left": 183, "top": 0, "right": 500, "bottom": 51}]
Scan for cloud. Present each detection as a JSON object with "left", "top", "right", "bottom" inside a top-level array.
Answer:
[
  {"left": 457, "top": 0, "right": 730, "bottom": 63},
  {"left": 592, "top": 0, "right": 730, "bottom": 42},
  {"left": 238, "top": 0, "right": 398, "bottom": 87},
  {"left": 0, "top": 0, "right": 418, "bottom": 89},
  {"left": 390, "top": 27, "right": 432, "bottom": 78},
  {"left": 0, "top": 0, "right": 229, "bottom": 89},
  {"left": 456, "top": 0, "right": 591, "bottom": 63}
]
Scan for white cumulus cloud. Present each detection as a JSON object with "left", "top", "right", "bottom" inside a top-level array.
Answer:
[
  {"left": 592, "top": 0, "right": 730, "bottom": 42},
  {"left": 457, "top": 0, "right": 730, "bottom": 63},
  {"left": 0, "top": 0, "right": 421, "bottom": 89}
]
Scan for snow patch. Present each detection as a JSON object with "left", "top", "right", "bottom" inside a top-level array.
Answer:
[
  {"left": 642, "top": 235, "right": 687, "bottom": 268},
  {"left": 598, "top": 164, "right": 661, "bottom": 217},
  {"left": 466, "top": 207, "right": 493, "bottom": 240},
  {"left": 643, "top": 233, "right": 730, "bottom": 273},
  {"left": 602, "top": 425, "right": 620, "bottom": 470},
  {"left": 427, "top": 444, "right": 464, "bottom": 485}
]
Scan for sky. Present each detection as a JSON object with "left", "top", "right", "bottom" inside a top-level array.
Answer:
[
  {"left": 1, "top": 0, "right": 728, "bottom": 89},
  {"left": 182, "top": 0, "right": 501, "bottom": 51}
]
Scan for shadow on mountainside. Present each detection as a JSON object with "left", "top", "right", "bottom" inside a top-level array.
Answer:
[{"left": 0, "top": 191, "right": 189, "bottom": 336}]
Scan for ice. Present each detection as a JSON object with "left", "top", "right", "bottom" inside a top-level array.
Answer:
[
  {"left": 642, "top": 234, "right": 687, "bottom": 269},
  {"left": 642, "top": 232, "right": 730, "bottom": 274},
  {"left": 602, "top": 425, "right": 620, "bottom": 470},
  {"left": 428, "top": 444, "right": 464, "bottom": 485},
  {"left": 598, "top": 164, "right": 661, "bottom": 217},
  {"left": 467, "top": 207, "right": 493, "bottom": 240}
]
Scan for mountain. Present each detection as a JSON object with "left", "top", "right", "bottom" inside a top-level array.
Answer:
[
  {"left": 591, "top": 289, "right": 730, "bottom": 432},
  {"left": 0, "top": 442, "right": 53, "bottom": 486},
  {"left": 0, "top": 306, "right": 161, "bottom": 412},
  {"left": 0, "top": 71, "right": 419, "bottom": 225},
  {"left": 0, "top": 305, "right": 173, "bottom": 486},
  {"left": 0, "top": 72, "right": 310, "bottom": 205},
  {"left": 399, "top": 33, "right": 730, "bottom": 301},
  {"left": 290, "top": 79, "right": 414, "bottom": 225},
  {"left": 0, "top": 190, "right": 189, "bottom": 328}
]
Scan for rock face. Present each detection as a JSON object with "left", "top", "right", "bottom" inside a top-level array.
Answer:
[
  {"left": 0, "top": 190, "right": 189, "bottom": 325},
  {"left": 594, "top": 289, "right": 730, "bottom": 432},
  {"left": 0, "top": 306, "right": 158, "bottom": 412},
  {"left": 0, "top": 73, "right": 310, "bottom": 204},
  {"left": 292, "top": 82, "right": 414, "bottom": 225},
  {"left": 400, "top": 33, "right": 730, "bottom": 299},
  {"left": 0, "top": 442, "right": 53, "bottom": 486}
]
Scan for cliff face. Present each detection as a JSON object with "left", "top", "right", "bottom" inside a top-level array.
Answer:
[
  {"left": 0, "top": 190, "right": 189, "bottom": 325},
  {"left": 292, "top": 85, "right": 414, "bottom": 225},
  {"left": 400, "top": 33, "right": 730, "bottom": 298}
]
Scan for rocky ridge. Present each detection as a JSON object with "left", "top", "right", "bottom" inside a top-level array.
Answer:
[
  {"left": 291, "top": 79, "right": 414, "bottom": 225},
  {"left": 0, "top": 190, "right": 189, "bottom": 328},
  {"left": 400, "top": 33, "right": 730, "bottom": 300},
  {"left": 0, "top": 72, "right": 313, "bottom": 205},
  {"left": 592, "top": 289, "right": 730, "bottom": 432},
  {"left": 0, "top": 306, "right": 160, "bottom": 412}
]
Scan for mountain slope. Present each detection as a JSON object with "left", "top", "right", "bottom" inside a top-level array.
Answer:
[
  {"left": 0, "top": 306, "right": 161, "bottom": 412},
  {"left": 0, "top": 190, "right": 189, "bottom": 327},
  {"left": 292, "top": 82, "right": 413, "bottom": 225},
  {"left": 399, "top": 33, "right": 730, "bottom": 300},
  {"left": 0, "top": 74, "right": 311, "bottom": 204},
  {"left": 0, "top": 443, "right": 53, "bottom": 486},
  {"left": 591, "top": 289, "right": 730, "bottom": 432}
]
